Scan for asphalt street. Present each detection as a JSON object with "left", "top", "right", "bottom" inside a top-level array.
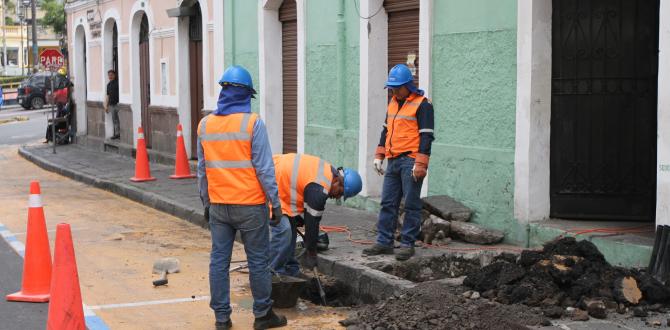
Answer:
[
  {"left": 0, "top": 234, "right": 48, "bottom": 330},
  {"left": 0, "top": 107, "right": 51, "bottom": 146}
]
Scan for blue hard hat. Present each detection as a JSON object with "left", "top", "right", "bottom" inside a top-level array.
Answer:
[
  {"left": 342, "top": 168, "right": 363, "bottom": 200},
  {"left": 219, "top": 65, "right": 256, "bottom": 93},
  {"left": 385, "top": 64, "right": 413, "bottom": 88}
]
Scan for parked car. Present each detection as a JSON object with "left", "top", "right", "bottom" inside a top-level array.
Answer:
[{"left": 17, "top": 72, "right": 70, "bottom": 110}]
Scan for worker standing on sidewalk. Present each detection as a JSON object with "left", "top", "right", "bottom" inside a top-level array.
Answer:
[
  {"left": 197, "top": 65, "right": 287, "bottom": 330},
  {"left": 362, "top": 64, "right": 435, "bottom": 261},
  {"left": 269, "top": 153, "right": 362, "bottom": 276}
]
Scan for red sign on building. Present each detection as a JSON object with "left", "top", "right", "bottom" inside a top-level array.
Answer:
[{"left": 40, "top": 49, "right": 64, "bottom": 69}]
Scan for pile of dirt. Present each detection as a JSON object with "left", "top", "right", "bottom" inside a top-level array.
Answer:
[
  {"left": 463, "top": 237, "right": 670, "bottom": 317},
  {"left": 341, "top": 282, "right": 549, "bottom": 330}
]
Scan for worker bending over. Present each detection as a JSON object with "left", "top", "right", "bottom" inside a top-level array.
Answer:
[
  {"left": 270, "top": 153, "right": 362, "bottom": 275},
  {"left": 198, "top": 65, "right": 286, "bottom": 330},
  {"left": 363, "top": 64, "right": 435, "bottom": 261}
]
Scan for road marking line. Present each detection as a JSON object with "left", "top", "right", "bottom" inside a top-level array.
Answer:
[
  {"left": 87, "top": 295, "right": 211, "bottom": 310},
  {"left": 0, "top": 221, "right": 110, "bottom": 330},
  {"left": 13, "top": 227, "right": 87, "bottom": 236}
]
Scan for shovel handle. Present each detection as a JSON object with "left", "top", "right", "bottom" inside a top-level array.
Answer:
[{"left": 153, "top": 270, "right": 168, "bottom": 286}]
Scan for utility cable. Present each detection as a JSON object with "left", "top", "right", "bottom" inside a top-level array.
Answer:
[{"left": 353, "top": 0, "right": 384, "bottom": 20}]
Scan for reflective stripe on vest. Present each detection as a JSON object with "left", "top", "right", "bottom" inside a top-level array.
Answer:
[
  {"left": 273, "top": 153, "right": 333, "bottom": 217},
  {"left": 199, "top": 113, "right": 266, "bottom": 205},
  {"left": 385, "top": 94, "right": 426, "bottom": 159}
]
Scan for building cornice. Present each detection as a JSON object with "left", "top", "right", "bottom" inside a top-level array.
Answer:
[
  {"left": 64, "top": 0, "right": 98, "bottom": 14},
  {"left": 152, "top": 28, "right": 175, "bottom": 39}
]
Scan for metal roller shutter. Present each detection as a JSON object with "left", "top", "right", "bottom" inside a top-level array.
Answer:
[
  {"left": 280, "top": 0, "right": 298, "bottom": 153},
  {"left": 385, "top": 0, "right": 420, "bottom": 85}
]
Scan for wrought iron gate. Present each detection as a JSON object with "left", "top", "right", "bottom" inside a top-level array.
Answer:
[{"left": 550, "top": 0, "right": 659, "bottom": 220}]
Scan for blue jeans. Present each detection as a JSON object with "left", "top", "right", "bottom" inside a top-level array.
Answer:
[
  {"left": 209, "top": 203, "right": 272, "bottom": 322},
  {"left": 377, "top": 156, "right": 424, "bottom": 247},
  {"left": 269, "top": 215, "right": 301, "bottom": 276}
]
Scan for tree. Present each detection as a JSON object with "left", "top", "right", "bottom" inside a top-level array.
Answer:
[
  {"left": 4, "top": 0, "right": 16, "bottom": 25},
  {"left": 39, "top": 0, "right": 64, "bottom": 36}
]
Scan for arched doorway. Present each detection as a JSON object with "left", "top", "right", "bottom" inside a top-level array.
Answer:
[
  {"left": 189, "top": 2, "right": 203, "bottom": 157},
  {"left": 74, "top": 25, "right": 87, "bottom": 136},
  {"left": 139, "top": 14, "right": 151, "bottom": 147},
  {"left": 103, "top": 18, "right": 119, "bottom": 139}
]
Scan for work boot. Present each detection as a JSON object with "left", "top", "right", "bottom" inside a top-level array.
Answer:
[
  {"left": 215, "top": 320, "right": 232, "bottom": 330},
  {"left": 253, "top": 309, "right": 287, "bottom": 329},
  {"left": 395, "top": 246, "right": 415, "bottom": 261},
  {"left": 362, "top": 244, "right": 393, "bottom": 256}
]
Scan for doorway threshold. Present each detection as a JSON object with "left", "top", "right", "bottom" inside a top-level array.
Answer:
[{"left": 528, "top": 219, "right": 655, "bottom": 268}]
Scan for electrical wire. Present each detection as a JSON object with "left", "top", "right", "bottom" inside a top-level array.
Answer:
[{"left": 353, "top": 0, "right": 384, "bottom": 20}]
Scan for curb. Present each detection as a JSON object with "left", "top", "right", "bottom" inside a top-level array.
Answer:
[
  {"left": 18, "top": 146, "right": 207, "bottom": 229},
  {"left": 18, "top": 146, "right": 412, "bottom": 303}
]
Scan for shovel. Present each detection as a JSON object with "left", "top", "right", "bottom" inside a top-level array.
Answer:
[
  {"left": 313, "top": 267, "right": 327, "bottom": 305},
  {"left": 152, "top": 257, "right": 180, "bottom": 287}
]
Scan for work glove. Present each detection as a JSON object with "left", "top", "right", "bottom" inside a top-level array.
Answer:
[
  {"left": 301, "top": 250, "right": 318, "bottom": 270},
  {"left": 204, "top": 206, "right": 210, "bottom": 222},
  {"left": 373, "top": 146, "right": 386, "bottom": 176},
  {"left": 412, "top": 153, "right": 429, "bottom": 182},
  {"left": 270, "top": 206, "right": 283, "bottom": 227}
]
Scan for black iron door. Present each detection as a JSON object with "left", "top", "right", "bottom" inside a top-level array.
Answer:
[{"left": 551, "top": 0, "right": 659, "bottom": 221}]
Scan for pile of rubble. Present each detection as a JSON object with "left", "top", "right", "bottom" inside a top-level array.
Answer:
[
  {"left": 340, "top": 281, "right": 549, "bottom": 330},
  {"left": 463, "top": 237, "right": 670, "bottom": 321},
  {"left": 399, "top": 195, "right": 505, "bottom": 246}
]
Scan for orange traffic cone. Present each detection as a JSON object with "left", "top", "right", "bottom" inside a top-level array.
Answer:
[
  {"left": 130, "top": 126, "right": 156, "bottom": 182},
  {"left": 170, "top": 124, "right": 196, "bottom": 179},
  {"left": 6, "top": 180, "right": 52, "bottom": 303},
  {"left": 47, "top": 223, "right": 85, "bottom": 330}
]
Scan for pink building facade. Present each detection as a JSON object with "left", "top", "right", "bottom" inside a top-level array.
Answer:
[{"left": 66, "top": 0, "right": 223, "bottom": 160}]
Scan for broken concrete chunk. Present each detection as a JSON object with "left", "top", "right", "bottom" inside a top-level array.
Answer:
[
  {"left": 613, "top": 276, "right": 642, "bottom": 305},
  {"left": 543, "top": 306, "right": 564, "bottom": 319},
  {"left": 633, "top": 306, "right": 648, "bottom": 317},
  {"left": 571, "top": 308, "right": 590, "bottom": 321},
  {"left": 450, "top": 221, "right": 504, "bottom": 245},
  {"left": 422, "top": 215, "right": 451, "bottom": 244},
  {"left": 422, "top": 195, "right": 472, "bottom": 222},
  {"left": 585, "top": 299, "right": 607, "bottom": 319}
]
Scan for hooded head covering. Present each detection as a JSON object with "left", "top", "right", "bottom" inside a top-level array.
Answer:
[
  {"left": 403, "top": 80, "right": 425, "bottom": 96},
  {"left": 214, "top": 85, "right": 254, "bottom": 115}
]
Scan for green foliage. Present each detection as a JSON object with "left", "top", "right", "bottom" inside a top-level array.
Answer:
[
  {"left": 0, "top": 75, "right": 27, "bottom": 88},
  {"left": 39, "top": 0, "right": 64, "bottom": 35},
  {"left": 5, "top": 16, "right": 13, "bottom": 25}
]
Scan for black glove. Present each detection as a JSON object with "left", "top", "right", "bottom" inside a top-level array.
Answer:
[
  {"left": 301, "top": 251, "right": 318, "bottom": 270},
  {"left": 204, "top": 206, "right": 210, "bottom": 221},
  {"left": 270, "top": 206, "right": 283, "bottom": 226}
]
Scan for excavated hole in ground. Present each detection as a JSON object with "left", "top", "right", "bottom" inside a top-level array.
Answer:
[
  {"left": 367, "top": 254, "right": 493, "bottom": 283},
  {"left": 300, "top": 274, "right": 370, "bottom": 307}
]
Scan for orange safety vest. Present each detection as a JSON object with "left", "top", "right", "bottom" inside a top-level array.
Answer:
[
  {"left": 198, "top": 113, "right": 266, "bottom": 205},
  {"left": 273, "top": 153, "right": 333, "bottom": 217},
  {"left": 384, "top": 93, "right": 427, "bottom": 159}
]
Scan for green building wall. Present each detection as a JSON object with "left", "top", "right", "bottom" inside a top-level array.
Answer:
[
  {"left": 224, "top": 0, "right": 260, "bottom": 113},
  {"left": 429, "top": 0, "right": 521, "bottom": 242},
  {"left": 304, "top": 0, "right": 360, "bottom": 169}
]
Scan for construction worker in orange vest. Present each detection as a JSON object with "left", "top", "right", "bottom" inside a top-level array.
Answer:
[
  {"left": 269, "top": 153, "right": 362, "bottom": 276},
  {"left": 362, "top": 64, "right": 435, "bottom": 261},
  {"left": 197, "top": 65, "right": 286, "bottom": 330}
]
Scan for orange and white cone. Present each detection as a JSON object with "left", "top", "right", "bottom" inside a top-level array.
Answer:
[
  {"left": 170, "top": 124, "right": 196, "bottom": 179},
  {"left": 6, "top": 180, "right": 52, "bottom": 303},
  {"left": 47, "top": 223, "right": 85, "bottom": 330},
  {"left": 130, "top": 126, "right": 156, "bottom": 182}
]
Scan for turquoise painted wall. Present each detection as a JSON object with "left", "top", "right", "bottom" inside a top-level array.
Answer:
[
  {"left": 429, "top": 0, "right": 520, "bottom": 242},
  {"left": 304, "top": 0, "right": 360, "bottom": 169},
  {"left": 224, "top": 0, "right": 260, "bottom": 113}
]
